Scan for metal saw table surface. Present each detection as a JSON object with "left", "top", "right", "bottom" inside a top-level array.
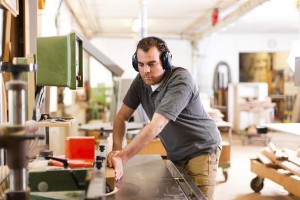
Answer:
[
  {"left": 30, "top": 155, "right": 190, "bottom": 199},
  {"left": 107, "top": 155, "right": 187, "bottom": 200}
]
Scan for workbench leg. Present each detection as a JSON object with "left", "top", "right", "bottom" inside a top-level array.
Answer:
[{"left": 222, "top": 168, "right": 228, "bottom": 182}]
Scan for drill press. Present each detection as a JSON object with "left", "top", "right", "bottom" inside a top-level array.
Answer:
[{"left": 0, "top": 61, "right": 43, "bottom": 200}]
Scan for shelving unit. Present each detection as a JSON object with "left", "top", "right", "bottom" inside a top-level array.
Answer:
[
  {"left": 36, "top": 119, "right": 76, "bottom": 155},
  {"left": 270, "top": 95, "right": 295, "bottom": 123},
  {"left": 228, "top": 82, "right": 272, "bottom": 132},
  {"left": 36, "top": 119, "right": 73, "bottom": 128}
]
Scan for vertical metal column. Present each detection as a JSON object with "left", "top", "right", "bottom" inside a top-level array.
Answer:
[
  {"left": 7, "top": 82, "right": 26, "bottom": 125},
  {"left": 0, "top": 62, "right": 37, "bottom": 200},
  {"left": 6, "top": 73, "right": 27, "bottom": 195},
  {"left": 139, "top": 0, "right": 148, "bottom": 38},
  {"left": 191, "top": 40, "right": 199, "bottom": 84}
]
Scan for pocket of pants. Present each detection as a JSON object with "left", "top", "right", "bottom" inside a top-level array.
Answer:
[
  {"left": 185, "top": 153, "right": 210, "bottom": 176},
  {"left": 185, "top": 152, "right": 219, "bottom": 186}
]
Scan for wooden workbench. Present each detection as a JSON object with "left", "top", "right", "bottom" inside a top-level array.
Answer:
[{"left": 264, "top": 123, "right": 300, "bottom": 136}]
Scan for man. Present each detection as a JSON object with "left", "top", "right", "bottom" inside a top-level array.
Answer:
[{"left": 107, "top": 36, "right": 222, "bottom": 199}]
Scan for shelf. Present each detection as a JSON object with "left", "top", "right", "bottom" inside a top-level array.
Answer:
[
  {"left": 36, "top": 119, "right": 73, "bottom": 128},
  {"left": 79, "top": 122, "right": 145, "bottom": 132},
  {"left": 211, "top": 105, "right": 227, "bottom": 111}
]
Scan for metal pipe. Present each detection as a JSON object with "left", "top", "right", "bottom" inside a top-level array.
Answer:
[
  {"left": 139, "top": 0, "right": 148, "bottom": 38},
  {"left": 9, "top": 169, "right": 27, "bottom": 191},
  {"left": 0, "top": 149, "right": 5, "bottom": 166},
  {"left": 8, "top": 84, "right": 26, "bottom": 125},
  {"left": 1, "top": 61, "right": 37, "bottom": 200},
  {"left": 3, "top": 66, "right": 31, "bottom": 199}
]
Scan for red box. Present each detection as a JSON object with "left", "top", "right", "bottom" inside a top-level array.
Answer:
[{"left": 65, "top": 136, "right": 95, "bottom": 160}]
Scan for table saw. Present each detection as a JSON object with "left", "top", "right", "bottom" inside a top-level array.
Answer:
[{"left": 29, "top": 155, "right": 206, "bottom": 200}]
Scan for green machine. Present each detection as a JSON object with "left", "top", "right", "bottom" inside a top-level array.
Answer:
[{"left": 36, "top": 32, "right": 83, "bottom": 89}]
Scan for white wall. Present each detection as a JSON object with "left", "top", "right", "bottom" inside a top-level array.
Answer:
[
  {"left": 197, "top": 33, "right": 299, "bottom": 95},
  {"left": 90, "top": 37, "right": 193, "bottom": 81},
  {"left": 91, "top": 33, "right": 299, "bottom": 97}
]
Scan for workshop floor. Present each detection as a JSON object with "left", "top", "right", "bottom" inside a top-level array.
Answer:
[{"left": 215, "top": 131, "right": 300, "bottom": 200}]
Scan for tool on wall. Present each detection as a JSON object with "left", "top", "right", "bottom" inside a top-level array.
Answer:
[{"left": 212, "top": 61, "right": 231, "bottom": 120}]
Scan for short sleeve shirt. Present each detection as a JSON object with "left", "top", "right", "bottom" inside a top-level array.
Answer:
[{"left": 123, "top": 67, "right": 222, "bottom": 165}]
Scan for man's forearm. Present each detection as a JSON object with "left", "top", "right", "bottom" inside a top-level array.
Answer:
[
  {"left": 117, "top": 123, "right": 158, "bottom": 164},
  {"left": 112, "top": 115, "right": 127, "bottom": 150},
  {"left": 118, "top": 111, "right": 169, "bottom": 164}
]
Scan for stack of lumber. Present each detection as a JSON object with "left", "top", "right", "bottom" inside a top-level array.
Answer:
[
  {"left": 251, "top": 142, "right": 300, "bottom": 197},
  {"left": 206, "top": 107, "right": 224, "bottom": 122},
  {"left": 256, "top": 143, "right": 300, "bottom": 176}
]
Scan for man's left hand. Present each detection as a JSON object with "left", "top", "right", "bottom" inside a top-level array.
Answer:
[
  {"left": 107, "top": 150, "right": 124, "bottom": 181},
  {"left": 111, "top": 155, "right": 124, "bottom": 181}
]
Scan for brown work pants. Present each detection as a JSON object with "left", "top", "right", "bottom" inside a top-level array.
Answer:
[{"left": 184, "top": 148, "right": 221, "bottom": 200}]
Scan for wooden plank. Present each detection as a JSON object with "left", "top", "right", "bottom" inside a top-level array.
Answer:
[
  {"left": 275, "top": 150, "right": 288, "bottom": 161},
  {"left": 287, "top": 156, "right": 300, "bottom": 168},
  {"left": 283, "top": 148, "right": 300, "bottom": 168},
  {"left": 268, "top": 142, "right": 277, "bottom": 153},
  {"left": 281, "top": 161, "right": 300, "bottom": 176},
  {"left": 292, "top": 89, "right": 300, "bottom": 122},
  {"left": 86, "top": 167, "right": 115, "bottom": 192},
  {"left": 3, "top": 11, "right": 11, "bottom": 62},
  {"left": 256, "top": 152, "right": 273, "bottom": 166},
  {"left": 262, "top": 148, "right": 300, "bottom": 177},
  {"left": 261, "top": 147, "right": 275, "bottom": 160},
  {"left": 0, "top": 11, "right": 11, "bottom": 123},
  {"left": 0, "top": 75, "right": 7, "bottom": 123},
  {"left": 105, "top": 167, "right": 115, "bottom": 191},
  {"left": 127, "top": 138, "right": 167, "bottom": 157}
]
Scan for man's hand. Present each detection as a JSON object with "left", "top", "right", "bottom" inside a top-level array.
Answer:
[
  {"left": 107, "top": 150, "right": 124, "bottom": 181},
  {"left": 107, "top": 150, "right": 120, "bottom": 168},
  {"left": 111, "top": 155, "right": 124, "bottom": 181}
]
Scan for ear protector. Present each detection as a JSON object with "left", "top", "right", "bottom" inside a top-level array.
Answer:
[{"left": 132, "top": 37, "right": 172, "bottom": 72}]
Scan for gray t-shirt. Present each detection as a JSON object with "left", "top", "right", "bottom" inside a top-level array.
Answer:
[{"left": 123, "top": 67, "right": 222, "bottom": 165}]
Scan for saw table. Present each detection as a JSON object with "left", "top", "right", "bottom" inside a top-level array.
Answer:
[{"left": 30, "top": 155, "right": 206, "bottom": 200}]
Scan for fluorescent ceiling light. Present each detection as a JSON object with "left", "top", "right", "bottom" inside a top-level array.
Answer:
[{"left": 131, "top": 19, "right": 139, "bottom": 32}]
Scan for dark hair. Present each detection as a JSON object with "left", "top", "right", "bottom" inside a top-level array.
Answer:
[{"left": 136, "top": 36, "right": 170, "bottom": 56}]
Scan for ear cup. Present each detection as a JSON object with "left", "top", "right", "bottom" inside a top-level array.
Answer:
[
  {"left": 161, "top": 51, "right": 172, "bottom": 70},
  {"left": 132, "top": 51, "right": 172, "bottom": 72},
  {"left": 132, "top": 53, "right": 138, "bottom": 72}
]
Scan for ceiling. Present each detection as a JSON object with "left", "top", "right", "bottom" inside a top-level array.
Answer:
[{"left": 63, "top": 0, "right": 300, "bottom": 40}]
